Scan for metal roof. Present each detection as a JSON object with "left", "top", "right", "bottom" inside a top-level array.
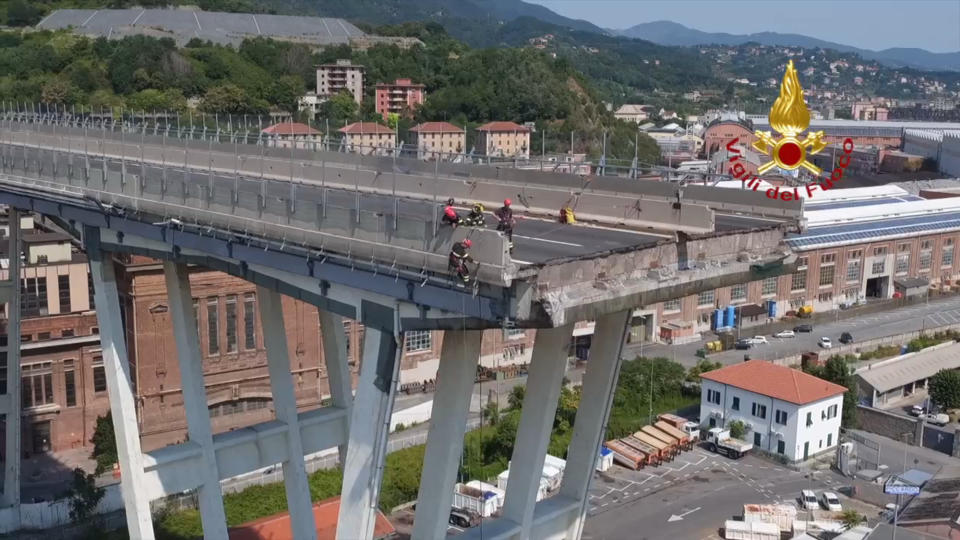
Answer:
[
  {"left": 787, "top": 210, "right": 960, "bottom": 249},
  {"left": 856, "top": 342, "right": 960, "bottom": 393},
  {"left": 37, "top": 9, "right": 366, "bottom": 46}
]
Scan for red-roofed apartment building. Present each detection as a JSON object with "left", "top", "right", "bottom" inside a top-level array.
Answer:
[
  {"left": 699, "top": 360, "right": 847, "bottom": 462},
  {"left": 409, "top": 122, "right": 465, "bottom": 160},
  {"left": 375, "top": 78, "right": 425, "bottom": 120},
  {"left": 338, "top": 122, "right": 396, "bottom": 155},
  {"left": 261, "top": 122, "right": 323, "bottom": 150},
  {"left": 475, "top": 121, "right": 531, "bottom": 159}
]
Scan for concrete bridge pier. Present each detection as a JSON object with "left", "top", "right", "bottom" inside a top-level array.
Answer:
[
  {"left": 0, "top": 209, "right": 22, "bottom": 521},
  {"left": 88, "top": 238, "right": 155, "bottom": 540},
  {"left": 410, "top": 328, "right": 484, "bottom": 540},
  {"left": 336, "top": 319, "right": 403, "bottom": 539},
  {"left": 163, "top": 262, "right": 229, "bottom": 539}
]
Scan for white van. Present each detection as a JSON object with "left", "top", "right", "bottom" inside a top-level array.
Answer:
[{"left": 800, "top": 489, "right": 818, "bottom": 510}]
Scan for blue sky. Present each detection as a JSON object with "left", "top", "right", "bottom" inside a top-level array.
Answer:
[{"left": 528, "top": 0, "right": 960, "bottom": 53}]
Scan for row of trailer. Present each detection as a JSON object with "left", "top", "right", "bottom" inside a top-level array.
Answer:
[{"left": 605, "top": 414, "right": 699, "bottom": 470}]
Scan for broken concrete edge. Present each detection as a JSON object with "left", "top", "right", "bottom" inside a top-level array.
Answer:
[{"left": 524, "top": 227, "right": 795, "bottom": 327}]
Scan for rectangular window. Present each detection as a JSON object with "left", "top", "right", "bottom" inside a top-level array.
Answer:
[
  {"left": 92, "top": 358, "right": 106, "bottom": 393},
  {"left": 921, "top": 250, "right": 932, "bottom": 270},
  {"left": 846, "top": 260, "right": 860, "bottom": 282},
  {"left": 775, "top": 409, "right": 788, "bottom": 425},
  {"left": 21, "top": 362, "right": 54, "bottom": 408},
  {"left": 697, "top": 289, "right": 715, "bottom": 307},
  {"left": 896, "top": 254, "right": 910, "bottom": 274},
  {"left": 58, "top": 275, "right": 71, "bottom": 313},
  {"left": 791, "top": 269, "right": 807, "bottom": 291},
  {"left": 827, "top": 433, "right": 833, "bottom": 446},
  {"left": 87, "top": 274, "right": 95, "bottom": 309},
  {"left": 818, "top": 292, "right": 833, "bottom": 303},
  {"left": 899, "top": 243, "right": 911, "bottom": 253},
  {"left": 761, "top": 276, "right": 778, "bottom": 296},
  {"left": 825, "top": 404, "right": 838, "bottom": 419},
  {"left": 506, "top": 328, "right": 525, "bottom": 339},
  {"left": 732, "top": 396, "right": 740, "bottom": 411},
  {"left": 64, "top": 360, "right": 76, "bottom": 407},
  {"left": 207, "top": 298, "right": 219, "bottom": 356},
  {"left": 821, "top": 253, "right": 837, "bottom": 264},
  {"left": 730, "top": 283, "right": 747, "bottom": 302},
  {"left": 244, "top": 293, "right": 256, "bottom": 350},
  {"left": 921, "top": 240, "right": 932, "bottom": 249},
  {"left": 751, "top": 402, "right": 767, "bottom": 419},
  {"left": 20, "top": 277, "right": 48, "bottom": 316},
  {"left": 663, "top": 298, "right": 681, "bottom": 312},
  {"left": 873, "top": 246, "right": 888, "bottom": 256},
  {"left": 404, "top": 330, "right": 432, "bottom": 352},
  {"left": 225, "top": 296, "right": 237, "bottom": 354},
  {"left": 707, "top": 389, "right": 721, "bottom": 404},
  {"left": 872, "top": 260, "right": 885, "bottom": 274},
  {"left": 777, "top": 440, "right": 785, "bottom": 454},
  {"left": 819, "top": 265, "right": 835, "bottom": 287},
  {"left": 797, "top": 257, "right": 808, "bottom": 268},
  {"left": 847, "top": 250, "right": 862, "bottom": 260},
  {"left": 806, "top": 411, "right": 813, "bottom": 427},
  {"left": 943, "top": 246, "right": 954, "bottom": 267}
]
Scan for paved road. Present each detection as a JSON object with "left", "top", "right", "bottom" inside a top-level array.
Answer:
[
  {"left": 629, "top": 294, "right": 960, "bottom": 368},
  {"left": 5, "top": 137, "right": 669, "bottom": 265},
  {"left": 582, "top": 448, "right": 853, "bottom": 540}
]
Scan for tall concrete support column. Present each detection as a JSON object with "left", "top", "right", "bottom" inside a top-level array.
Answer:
[
  {"left": 258, "top": 287, "right": 317, "bottom": 540},
  {"left": 502, "top": 324, "right": 575, "bottom": 539},
  {"left": 336, "top": 325, "right": 402, "bottom": 540},
  {"left": 411, "top": 329, "right": 484, "bottom": 540},
  {"left": 560, "top": 311, "right": 630, "bottom": 539},
  {"left": 318, "top": 310, "right": 352, "bottom": 465},
  {"left": 0, "top": 208, "right": 21, "bottom": 513},
  {"left": 89, "top": 249, "right": 155, "bottom": 539},
  {"left": 163, "top": 262, "right": 228, "bottom": 539}
]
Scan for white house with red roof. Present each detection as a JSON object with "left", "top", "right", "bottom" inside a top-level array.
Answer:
[
  {"left": 338, "top": 122, "right": 396, "bottom": 156},
  {"left": 261, "top": 122, "right": 323, "bottom": 150},
  {"left": 699, "top": 361, "right": 847, "bottom": 462},
  {"left": 409, "top": 122, "right": 465, "bottom": 161},
  {"left": 475, "top": 121, "right": 531, "bottom": 159}
]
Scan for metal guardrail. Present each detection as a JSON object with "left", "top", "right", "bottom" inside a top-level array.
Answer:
[{"left": 0, "top": 136, "right": 513, "bottom": 287}]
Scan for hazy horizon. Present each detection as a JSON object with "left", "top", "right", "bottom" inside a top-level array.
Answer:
[{"left": 528, "top": 0, "right": 960, "bottom": 54}]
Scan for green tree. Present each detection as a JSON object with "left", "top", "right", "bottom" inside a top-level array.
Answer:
[
  {"left": 840, "top": 509, "right": 864, "bottom": 530},
  {"left": 930, "top": 369, "right": 960, "bottom": 409},
  {"left": 482, "top": 400, "right": 500, "bottom": 426},
  {"left": 806, "top": 356, "right": 858, "bottom": 428},
  {"left": 90, "top": 413, "right": 117, "bottom": 475},
  {"left": 200, "top": 83, "right": 266, "bottom": 115},
  {"left": 6, "top": 0, "right": 43, "bottom": 27},
  {"left": 66, "top": 468, "right": 106, "bottom": 525},
  {"left": 267, "top": 75, "right": 305, "bottom": 114},
  {"left": 507, "top": 384, "right": 525, "bottom": 410},
  {"left": 686, "top": 359, "right": 723, "bottom": 384},
  {"left": 728, "top": 419, "right": 748, "bottom": 440},
  {"left": 41, "top": 79, "right": 80, "bottom": 105},
  {"left": 126, "top": 88, "right": 187, "bottom": 113},
  {"left": 320, "top": 90, "right": 359, "bottom": 125}
]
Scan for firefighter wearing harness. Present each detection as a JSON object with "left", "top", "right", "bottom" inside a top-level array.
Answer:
[
  {"left": 449, "top": 238, "right": 475, "bottom": 284},
  {"left": 442, "top": 198, "right": 462, "bottom": 227},
  {"left": 495, "top": 198, "right": 515, "bottom": 250},
  {"left": 464, "top": 202, "right": 486, "bottom": 227},
  {"left": 559, "top": 205, "right": 576, "bottom": 224}
]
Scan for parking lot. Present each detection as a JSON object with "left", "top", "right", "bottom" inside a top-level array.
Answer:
[{"left": 582, "top": 447, "right": 871, "bottom": 540}]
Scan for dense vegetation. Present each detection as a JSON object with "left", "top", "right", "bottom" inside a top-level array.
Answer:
[{"left": 930, "top": 369, "right": 960, "bottom": 410}]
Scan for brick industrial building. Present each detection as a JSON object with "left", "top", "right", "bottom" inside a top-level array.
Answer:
[{"left": 0, "top": 220, "right": 537, "bottom": 454}]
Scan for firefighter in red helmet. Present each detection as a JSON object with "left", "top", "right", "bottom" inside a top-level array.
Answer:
[
  {"left": 449, "top": 238, "right": 475, "bottom": 284},
  {"left": 495, "top": 198, "right": 515, "bottom": 250},
  {"left": 442, "top": 198, "right": 463, "bottom": 227}
]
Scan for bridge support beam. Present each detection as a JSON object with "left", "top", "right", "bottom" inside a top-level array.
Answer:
[
  {"left": 258, "top": 287, "right": 317, "bottom": 540},
  {"left": 337, "top": 325, "right": 401, "bottom": 540},
  {"left": 560, "top": 310, "right": 630, "bottom": 539},
  {"left": 411, "top": 329, "right": 484, "bottom": 540},
  {"left": 318, "top": 310, "right": 353, "bottom": 465},
  {"left": 501, "top": 324, "right": 574, "bottom": 539},
  {"left": 163, "top": 262, "right": 229, "bottom": 539},
  {"left": 89, "top": 250, "right": 155, "bottom": 539},
  {"left": 0, "top": 209, "right": 22, "bottom": 515}
]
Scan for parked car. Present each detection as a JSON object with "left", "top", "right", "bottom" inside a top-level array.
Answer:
[
  {"left": 748, "top": 336, "right": 769, "bottom": 345},
  {"left": 818, "top": 337, "right": 833, "bottom": 349},
  {"left": 924, "top": 413, "right": 950, "bottom": 426},
  {"left": 909, "top": 405, "right": 926, "bottom": 417},
  {"left": 735, "top": 339, "right": 753, "bottom": 350},
  {"left": 774, "top": 330, "right": 795, "bottom": 338},
  {"left": 800, "top": 489, "right": 818, "bottom": 510},
  {"left": 449, "top": 508, "right": 481, "bottom": 528},
  {"left": 839, "top": 332, "right": 854, "bottom": 344},
  {"left": 820, "top": 491, "right": 842, "bottom": 512},
  {"left": 794, "top": 324, "right": 813, "bottom": 333}
]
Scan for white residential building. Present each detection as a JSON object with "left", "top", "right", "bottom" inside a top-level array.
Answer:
[
  {"left": 700, "top": 361, "right": 847, "bottom": 463},
  {"left": 317, "top": 59, "right": 365, "bottom": 104}
]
